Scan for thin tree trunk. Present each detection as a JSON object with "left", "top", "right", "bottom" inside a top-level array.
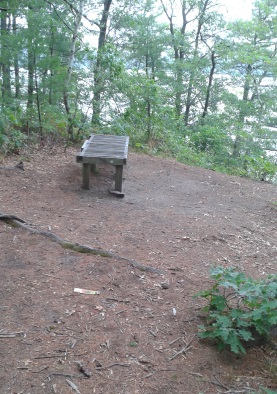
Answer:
[
  {"left": 184, "top": 0, "right": 209, "bottom": 126},
  {"left": 202, "top": 50, "right": 216, "bottom": 120},
  {"left": 13, "top": 15, "right": 20, "bottom": 98},
  {"left": 48, "top": 30, "right": 54, "bottom": 105},
  {"left": 145, "top": 54, "right": 152, "bottom": 140},
  {"left": 239, "top": 64, "right": 252, "bottom": 122},
  {"left": 91, "top": 0, "right": 113, "bottom": 126},
  {"left": 233, "top": 64, "right": 252, "bottom": 157},
  {"left": 161, "top": 0, "right": 187, "bottom": 117},
  {"left": 35, "top": 64, "right": 43, "bottom": 136},
  {"left": 63, "top": 0, "right": 83, "bottom": 140},
  {"left": 27, "top": 11, "right": 34, "bottom": 111},
  {"left": 1, "top": 6, "right": 12, "bottom": 103}
]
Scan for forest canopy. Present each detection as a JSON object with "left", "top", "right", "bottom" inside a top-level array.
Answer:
[{"left": 0, "top": 0, "right": 276, "bottom": 182}]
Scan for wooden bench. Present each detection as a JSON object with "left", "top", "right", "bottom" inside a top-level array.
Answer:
[{"left": 76, "top": 134, "right": 129, "bottom": 197}]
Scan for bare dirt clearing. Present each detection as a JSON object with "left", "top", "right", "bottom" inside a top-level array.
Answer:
[{"left": 0, "top": 147, "right": 276, "bottom": 394}]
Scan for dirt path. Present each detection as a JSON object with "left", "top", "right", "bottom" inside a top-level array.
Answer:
[{"left": 0, "top": 148, "right": 276, "bottom": 394}]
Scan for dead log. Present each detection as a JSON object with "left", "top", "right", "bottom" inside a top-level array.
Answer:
[{"left": 0, "top": 212, "right": 164, "bottom": 275}]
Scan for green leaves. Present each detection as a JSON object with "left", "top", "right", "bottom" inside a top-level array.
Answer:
[{"left": 195, "top": 267, "right": 277, "bottom": 354}]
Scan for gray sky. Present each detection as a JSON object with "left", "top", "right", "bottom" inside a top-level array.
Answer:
[{"left": 221, "top": 0, "right": 254, "bottom": 20}]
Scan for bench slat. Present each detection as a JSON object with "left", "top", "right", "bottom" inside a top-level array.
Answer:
[{"left": 77, "top": 134, "right": 129, "bottom": 163}]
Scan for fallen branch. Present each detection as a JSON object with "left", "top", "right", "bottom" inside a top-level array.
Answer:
[
  {"left": 0, "top": 212, "right": 164, "bottom": 274},
  {"left": 211, "top": 374, "right": 229, "bottom": 391},
  {"left": 168, "top": 335, "right": 195, "bottom": 361},
  {"left": 0, "top": 332, "right": 25, "bottom": 338},
  {"left": 168, "top": 345, "right": 192, "bottom": 361},
  {"left": 95, "top": 362, "right": 131, "bottom": 370}
]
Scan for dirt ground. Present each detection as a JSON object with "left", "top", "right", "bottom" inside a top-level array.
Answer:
[{"left": 0, "top": 146, "right": 276, "bottom": 394}]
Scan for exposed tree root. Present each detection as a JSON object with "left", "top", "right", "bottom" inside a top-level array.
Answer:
[{"left": 0, "top": 212, "right": 164, "bottom": 275}]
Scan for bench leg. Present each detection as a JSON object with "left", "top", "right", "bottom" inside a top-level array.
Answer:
[
  {"left": 115, "top": 165, "right": 123, "bottom": 192},
  {"left": 82, "top": 163, "right": 90, "bottom": 189}
]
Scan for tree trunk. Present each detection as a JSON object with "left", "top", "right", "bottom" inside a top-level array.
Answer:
[
  {"left": 233, "top": 64, "right": 252, "bottom": 157},
  {"left": 27, "top": 10, "right": 34, "bottom": 111},
  {"left": 13, "top": 15, "right": 20, "bottom": 99},
  {"left": 202, "top": 50, "right": 216, "bottom": 120},
  {"left": 35, "top": 65, "right": 43, "bottom": 136},
  {"left": 91, "top": 0, "right": 113, "bottom": 126},
  {"left": 1, "top": 6, "right": 12, "bottom": 103},
  {"left": 145, "top": 53, "right": 152, "bottom": 140},
  {"left": 184, "top": 0, "right": 210, "bottom": 126},
  {"left": 63, "top": 0, "right": 83, "bottom": 140},
  {"left": 239, "top": 64, "right": 252, "bottom": 122},
  {"left": 161, "top": 0, "right": 187, "bottom": 117}
]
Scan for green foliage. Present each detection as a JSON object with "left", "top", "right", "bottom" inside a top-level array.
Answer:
[
  {"left": 195, "top": 267, "right": 277, "bottom": 354},
  {"left": 0, "top": 108, "right": 27, "bottom": 153},
  {"left": 259, "top": 388, "right": 277, "bottom": 394},
  {"left": 244, "top": 156, "right": 277, "bottom": 182},
  {"left": 0, "top": 0, "right": 276, "bottom": 185}
]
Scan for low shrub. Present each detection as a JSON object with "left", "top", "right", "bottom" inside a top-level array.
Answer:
[{"left": 195, "top": 267, "right": 277, "bottom": 354}]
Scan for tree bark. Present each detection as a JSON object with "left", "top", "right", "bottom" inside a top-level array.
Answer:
[
  {"left": 1, "top": 5, "right": 12, "bottom": 103},
  {"left": 13, "top": 15, "right": 20, "bottom": 99},
  {"left": 184, "top": 0, "right": 210, "bottom": 126},
  {"left": 233, "top": 64, "right": 252, "bottom": 158},
  {"left": 202, "top": 50, "right": 216, "bottom": 120},
  {"left": 27, "top": 8, "right": 35, "bottom": 111},
  {"left": 161, "top": 0, "right": 188, "bottom": 117},
  {"left": 63, "top": 0, "right": 83, "bottom": 140},
  {"left": 91, "top": 0, "right": 113, "bottom": 126}
]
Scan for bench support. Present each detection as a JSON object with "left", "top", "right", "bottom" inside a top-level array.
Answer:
[
  {"left": 82, "top": 163, "right": 90, "bottom": 190},
  {"left": 115, "top": 165, "right": 123, "bottom": 192}
]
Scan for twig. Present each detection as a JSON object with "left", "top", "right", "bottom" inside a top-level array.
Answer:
[
  {"left": 30, "top": 366, "right": 48, "bottom": 373},
  {"left": 154, "top": 348, "right": 164, "bottom": 353},
  {"left": 76, "top": 362, "right": 92, "bottom": 378},
  {"left": 188, "top": 372, "right": 203, "bottom": 377},
  {"left": 34, "top": 355, "right": 62, "bottom": 359},
  {"left": 168, "top": 345, "right": 192, "bottom": 360},
  {"left": 0, "top": 332, "right": 25, "bottom": 338},
  {"left": 213, "top": 374, "right": 229, "bottom": 390},
  {"left": 105, "top": 298, "right": 130, "bottom": 304},
  {"left": 49, "top": 372, "right": 81, "bottom": 378},
  {"left": 96, "top": 363, "right": 131, "bottom": 370},
  {"left": 209, "top": 376, "right": 229, "bottom": 391},
  {"left": 66, "top": 379, "right": 81, "bottom": 394},
  {"left": 149, "top": 330, "right": 157, "bottom": 337},
  {"left": 43, "top": 273, "right": 61, "bottom": 280},
  {"left": 168, "top": 335, "right": 195, "bottom": 361},
  {"left": 115, "top": 309, "right": 127, "bottom": 315},
  {"left": 221, "top": 391, "right": 250, "bottom": 393},
  {"left": 169, "top": 337, "right": 182, "bottom": 345}
]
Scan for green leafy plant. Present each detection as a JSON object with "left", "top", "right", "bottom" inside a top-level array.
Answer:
[
  {"left": 260, "top": 388, "right": 277, "bottom": 394},
  {"left": 195, "top": 267, "right": 277, "bottom": 354}
]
